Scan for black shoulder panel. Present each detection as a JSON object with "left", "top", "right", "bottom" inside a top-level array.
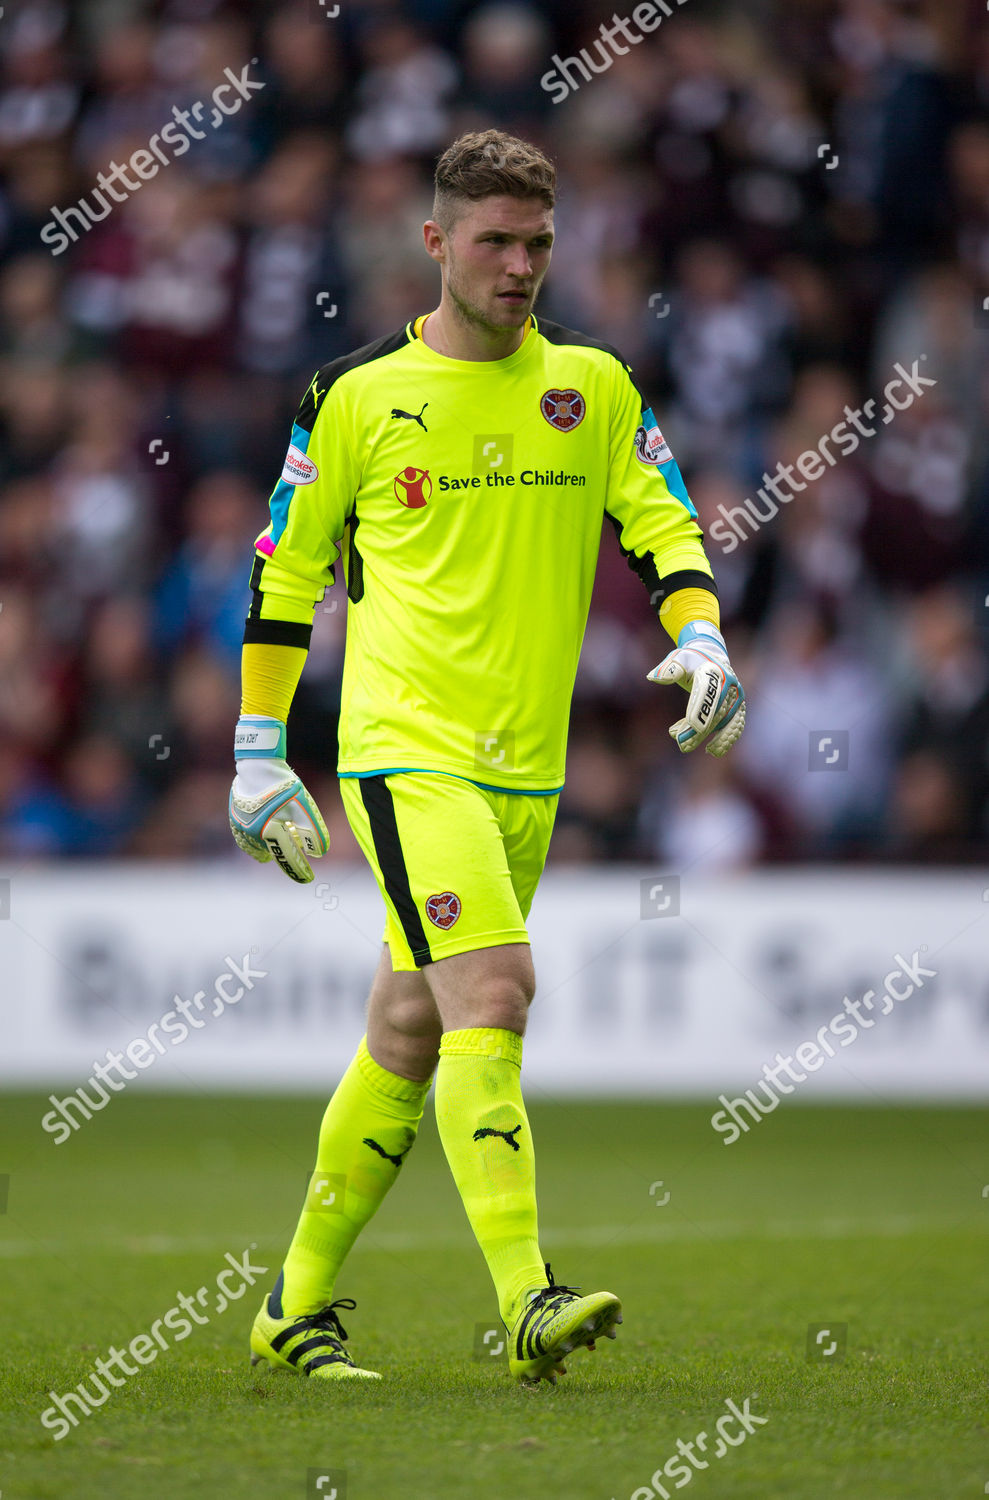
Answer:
[
  {"left": 533, "top": 315, "right": 642, "bottom": 393},
  {"left": 295, "top": 324, "right": 413, "bottom": 434},
  {"left": 534, "top": 315, "right": 648, "bottom": 407}
]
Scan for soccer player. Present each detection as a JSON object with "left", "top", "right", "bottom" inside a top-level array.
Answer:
[{"left": 229, "top": 129, "right": 745, "bottom": 1386}]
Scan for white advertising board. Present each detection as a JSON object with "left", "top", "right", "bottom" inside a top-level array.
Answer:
[{"left": 1, "top": 864, "right": 986, "bottom": 1098}]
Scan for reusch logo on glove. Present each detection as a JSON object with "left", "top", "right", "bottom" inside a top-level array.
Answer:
[
  {"left": 266, "top": 837, "right": 301, "bottom": 881},
  {"left": 696, "top": 671, "right": 721, "bottom": 726}
]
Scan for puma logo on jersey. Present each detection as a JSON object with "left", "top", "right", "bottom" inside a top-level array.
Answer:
[
  {"left": 363, "top": 1136, "right": 411, "bottom": 1168},
  {"left": 472, "top": 1124, "right": 522, "bottom": 1152},
  {"left": 391, "top": 401, "right": 428, "bottom": 431}
]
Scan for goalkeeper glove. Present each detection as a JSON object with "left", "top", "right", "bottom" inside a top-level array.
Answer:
[
  {"left": 648, "top": 621, "right": 746, "bottom": 757},
  {"left": 229, "top": 715, "right": 329, "bottom": 883}
]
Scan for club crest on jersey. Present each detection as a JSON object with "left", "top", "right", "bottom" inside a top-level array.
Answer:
[
  {"left": 393, "top": 466, "right": 431, "bottom": 508},
  {"left": 425, "top": 891, "right": 461, "bottom": 929},
  {"left": 281, "top": 443, "right": 319, "bottom": 485},
  {"left": 540, "top": 388, "right": 585, "bottom": 432},
  {"left": 634, "top": 421, "right": 673, "bottom": 466}
]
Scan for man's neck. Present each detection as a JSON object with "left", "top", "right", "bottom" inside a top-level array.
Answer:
[{"left": 421, "top": 304, "right": 527, "bottom": 362}]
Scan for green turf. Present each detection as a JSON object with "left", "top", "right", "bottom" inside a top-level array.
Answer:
[{"left": 0, "top": 1092, "right": 986, "bottom": 1499}]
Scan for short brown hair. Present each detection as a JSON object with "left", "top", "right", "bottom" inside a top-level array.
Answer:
[{"left": 433, "top": 129, "right": 556, "bottom": 232}]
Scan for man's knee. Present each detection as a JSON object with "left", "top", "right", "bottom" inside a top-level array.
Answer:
[
  {"left": 471, "top": 975, "right": 531, "bottom": 1035},
  {"left": 477, "top": 958, "right": 535, "bottom": 1012},
  {"left": 384, "top": 988, "right": 443, "bottom": 1041},
  {"left": 426, "top": 944, "right": 535, "bottom": 1035},
  {"left": 366, "top": 951, "right": 441, "bottom": 1081},
  {"left": 369, "top": 950, "right": 441, "bottom": 1037}
]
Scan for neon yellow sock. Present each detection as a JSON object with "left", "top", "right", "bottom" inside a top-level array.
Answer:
[
  {"left": 433, "top": 1027, "right": 548, "bottom": 1328},
  {"left": 279, "top": 1036, "right": 432, "bottom": 1316}
]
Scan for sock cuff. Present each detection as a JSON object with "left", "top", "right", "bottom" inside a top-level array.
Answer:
[
  {"left": 356, "top": 1036, "right": 433, "bottom": 1103},
  {"left": 438, "top": 1027, "right": 523, "bottom": 1068}
]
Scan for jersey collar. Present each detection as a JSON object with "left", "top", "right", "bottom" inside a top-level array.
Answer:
[{"left": 408, "top": 312, "right": 537, "bottom": 369}]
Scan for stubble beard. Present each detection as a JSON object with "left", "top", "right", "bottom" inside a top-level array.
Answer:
[{"left": 445, "top": 258, "right": 538, "bottom": 337}]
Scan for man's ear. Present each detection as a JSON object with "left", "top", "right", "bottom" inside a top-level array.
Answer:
[{"left": 423, "top": 220, "right": 447, "bottom": 264}]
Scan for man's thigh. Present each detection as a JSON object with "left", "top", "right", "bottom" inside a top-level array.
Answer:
[{"left": 338, "top": 772, "right": 555, "bottom": 972}]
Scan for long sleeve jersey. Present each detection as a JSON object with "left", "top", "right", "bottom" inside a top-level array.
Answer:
[{"left": 244, "top": 311, "right": 717, "bottom": 793}]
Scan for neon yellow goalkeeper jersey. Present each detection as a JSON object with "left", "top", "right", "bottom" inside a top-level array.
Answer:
[{"left": 246, "top": 312, "right": 716, "bottom": 793}]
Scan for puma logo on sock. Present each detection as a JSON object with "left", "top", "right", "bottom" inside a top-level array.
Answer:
[
  {"left": 363, "top": 1137, "right": 410, "bottom": 1168},
  {"left": 472, "top": 1125, "right": 522, "bottom": 1152}
]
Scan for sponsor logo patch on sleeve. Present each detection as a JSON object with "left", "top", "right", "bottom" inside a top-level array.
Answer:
[
  {"left": 634, "top": 421, "right": 673, "bottom": 466},
  {"left": 281, "top": 443, "right": 319, "bottom": 485}
]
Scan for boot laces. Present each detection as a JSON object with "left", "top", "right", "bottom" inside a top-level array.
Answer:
[
  {"left": 304, "top": 1297, "right": 357, "bottom": 1352},
  {"left": 529, "top": 1263, "right": 580, "bottom": 1314}
]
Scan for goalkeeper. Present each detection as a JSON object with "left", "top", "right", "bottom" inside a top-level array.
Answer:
[{"left": 229, "top": 129, "right": 745, "bottom": 1387}]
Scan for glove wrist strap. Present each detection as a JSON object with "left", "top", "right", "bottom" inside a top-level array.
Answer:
[
  {"left": 677, "top": 620, "right": 729, "bottom": 658},
  {"left": 234, "top": 714, "right": 287, "bottom": 761}
]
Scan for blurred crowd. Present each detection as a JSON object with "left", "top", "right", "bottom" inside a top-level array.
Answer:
[{"left": 1, "top": 0, "right": 988, "bottom": 868}]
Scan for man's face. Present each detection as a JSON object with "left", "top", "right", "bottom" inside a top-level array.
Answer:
[{"left": 432, "top": 195, "right": 554, "bottom": 334}]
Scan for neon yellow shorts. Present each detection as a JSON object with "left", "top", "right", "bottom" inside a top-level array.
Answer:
[{"left": 338, "top": 771, "right": 560, "bottom": 971}]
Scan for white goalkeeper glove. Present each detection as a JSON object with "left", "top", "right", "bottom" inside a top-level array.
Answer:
[
  {"left": 647, "top": 621, "right": 746, "bottom": 757},
  {"left": 228, "top": 715, "right": 329, "bottom": 883}
]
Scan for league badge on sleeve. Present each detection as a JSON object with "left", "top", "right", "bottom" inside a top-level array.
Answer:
[
  {"left": 634, "top": 409, "right": 673, "bottom": 466},
  {"left": 281, "top": 443, "right": 319, "bottom": 485}
]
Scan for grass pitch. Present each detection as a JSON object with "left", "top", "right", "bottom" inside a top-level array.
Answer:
[{"left": 0, "top": 1092, "right": 985, "bottom": 1499}]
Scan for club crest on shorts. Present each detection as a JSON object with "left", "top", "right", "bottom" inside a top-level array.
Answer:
[
  {"left": 425, "top": 891, "right": 461, "bottom": 929},
  {"left": 540, "top": 388, "right": 585, "bottom": 431}
]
